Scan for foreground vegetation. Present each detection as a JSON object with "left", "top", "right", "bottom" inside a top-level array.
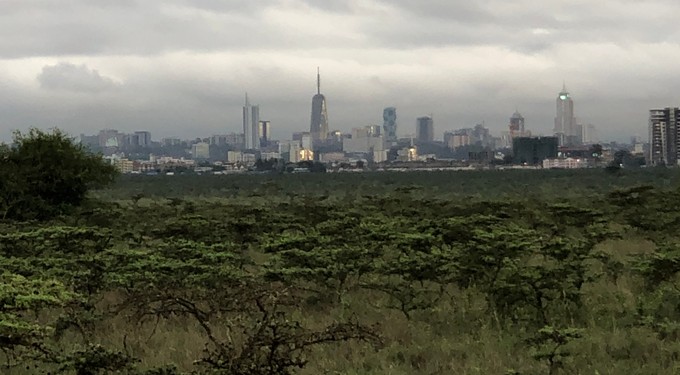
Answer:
[
  {"left": 4, "top": 131, "right": 680, "bottom": 374},
  {"left": 1, "top": 171, "right": 680, "bottom": 373}
]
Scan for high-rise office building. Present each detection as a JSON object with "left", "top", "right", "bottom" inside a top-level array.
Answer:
[
  {"left": 243, "top": 94, "right": 260, "bottom": 150},
  {"left": 259, "top": 120, "right": 271, "bottom": 147},
  {"left": 509, "top": 110, "right": 525, "bottom": 137},
  {"left": 98, "top": 129, "right": 120, "bottom": 148},
  {"left": 416, "top": 116, "right": 434, "bottom": 142},
  {"left": 134, "top": 131, "right": 152, "bottom": 147},
  {"left": 366, "top": 125, "right": 381, "bottom": 137},
  {"left": 582, "top": 124, "right": 597, "bottom": 144},
  {"left": 192, "top": 142, "right": 210, "bottom": 160},
  {"left": 649, "top": 108, "right": 680, "bottom": 166},
  {"left": 472, "top": 123, "right": 492, "bottom": 147},
  {"left": 301, "top": 133, "right": 314, "bottom": 151},
  {"left": 162, "top": 137, "right": 181, "bottom": 147},
  {"left": 513, "top": 137, "right": 559, "bottom": 165},
  {"left": 444, "top": 131, "right": 472, "bottom": 149},
  {"left": 343, "top": 125, "right": 386, "bottom": 159},
  {"left": 310, "top": 68, "right": 329, "bottom": 143},
  {"left": 553, "top": 84, "right": 580, "bottom": 146},
  {"left": 383, "top": 107, "right": 397, "bottom": 143}
]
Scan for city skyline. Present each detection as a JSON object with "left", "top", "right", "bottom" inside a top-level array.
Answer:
[
  {"left": 2, "top": 1, "right": 679, "bottom": 143},
  {"left": 0, "top": 79, "right": 646, "bottom": 144}
]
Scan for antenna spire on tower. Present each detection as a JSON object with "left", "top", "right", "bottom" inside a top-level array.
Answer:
[{"left": 317, "top": 67, "right": 321, "bottom": 95}]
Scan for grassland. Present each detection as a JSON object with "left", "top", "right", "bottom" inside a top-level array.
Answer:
[{"left": 3, "top": 168, "right": 680, "bottom": 374}]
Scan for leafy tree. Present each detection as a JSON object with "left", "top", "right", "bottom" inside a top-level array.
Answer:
[
  {"left": 589, "top": 144, "right": 603, "bottom": 158},
  {"left": 363, "top": 232, "right": 453, "bottom": 319},
  {"left": 441, "top": 216, "right": 539, "bottom": 290},
  {"left": 526, "top": 326, "right": 583, "bottom": 375},
  {"left": 255, "top": 158, "right": 280, "bottom": 172},
  {"left": 0, "top": 273, "right": 75, "bottom": 368},
  {"left": 265, "top": 229, "right": 383, "bottom": 302},
  {"left": 0, "top": 128, "right": 118, "bottom": 220},
  {"left": 611, "top": 149, "right": 645, "bottom": 168},
  {"left": 633, "top": 241, "right": 680, "bottom": 338},
  {"left": 56, "top": 344, "right": 139, "bottom": 375},
  {"left": 296, "top": 160, "right": 326, "bottom": 173},
  {"left": 608, "top": 186, "right": 680, "bottom": 238}
]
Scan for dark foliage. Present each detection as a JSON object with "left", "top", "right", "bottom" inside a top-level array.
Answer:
[{"left": 0, "top": 129, "right": 117, "bottom": 220}]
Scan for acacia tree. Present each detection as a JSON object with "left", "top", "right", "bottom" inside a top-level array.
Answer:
[
  {"left": 0, "top": 128, "right": 117, "bottom": 221},
  {"left": 0, "top": 273, "right": 75, "bottom": 369}
]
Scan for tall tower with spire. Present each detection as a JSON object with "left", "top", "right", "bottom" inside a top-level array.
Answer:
[
  {"left": 309, "top": 68, "right": 329, "bottom": 144},
  {"left": 553, "top": 83, "right": 578, "bottom": 146},
  {"left": 243, "top": 93, "right": 260, "bottom": 150}
]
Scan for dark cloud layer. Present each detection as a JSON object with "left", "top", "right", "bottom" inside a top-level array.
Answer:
[{"left": 2, "top": 0, "right": 680, "bottom": 142}]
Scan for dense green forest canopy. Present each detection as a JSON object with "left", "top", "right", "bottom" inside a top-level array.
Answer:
[{"left": 3, "top": 153, "right": 680, "bottom": 374}]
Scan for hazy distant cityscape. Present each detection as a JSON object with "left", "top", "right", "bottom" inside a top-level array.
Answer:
[{"left": 76, "top": 71, "right": 655, "bottom": 174}]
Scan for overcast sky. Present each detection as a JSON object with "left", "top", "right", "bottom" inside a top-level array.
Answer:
[{"left": 1, "top": 0, "right": 679, "bottom": 143}]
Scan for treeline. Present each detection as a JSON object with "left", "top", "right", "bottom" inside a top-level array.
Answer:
[{"left": 103, "top": 165, "right": 680, "bottom": 202}]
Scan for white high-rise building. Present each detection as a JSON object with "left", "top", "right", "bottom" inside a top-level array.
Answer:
[
  {"left": 649, "top": 108, "right": 680, "bottom": 166},
  {"left": 192, "top": 142, "right": 210, "bottom": 160},
  {"left": 553, "top": 84, "right": 580, "bottom": 145},
  {"left": 582, "top": 124, "right": 597, "bottom": 144},
  {"left": 343, "top": 125, "right": 386, "bottom": 155},
  {"left": 243, "top": 94, "right": 260, "bottom": 150}
]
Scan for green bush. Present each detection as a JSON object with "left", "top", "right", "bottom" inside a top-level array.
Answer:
[{"left": 0, "top": 129, "right": 117, "bottom": 220}]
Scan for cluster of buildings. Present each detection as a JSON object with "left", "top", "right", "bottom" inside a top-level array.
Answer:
[{"left": 78, "top": 74, "right": 650, "bottom": 174}]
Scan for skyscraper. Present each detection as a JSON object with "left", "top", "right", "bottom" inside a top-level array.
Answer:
[
  {"left": 649, "top": 108, "right": 680, "bottom": 166},
  {"left": 259, "top": 120, "right": 271, "bottom": 147},
  {"left": 243, "top": 94, "right": 260, "bottom": 150},
  {"left": 416, "top": 116, "right": 434, "bottom": 142},
  {"left": 509, "top": 110, "right": 525, "bottom": 137},
  {"left": 383, "top": 107, "right": 397, "bottom": 144},
  {"left": 553, "top": 84, "right": 579, "bottom": 146},
  {"left": 310, "top": 68, "right": 329, "bottom": 143},
  {"left": 133, "top": 131, "right": 152, "bottom": 147},
  {"left": 582, "top": 124, "right": 597, "bottom": 144}
]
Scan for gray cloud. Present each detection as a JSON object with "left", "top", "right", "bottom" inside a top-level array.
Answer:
[
  {"left": 2, "top": 0, "right": 680, "bottom": 56},
  {"left": 2, "top": 0, "right": 680, "bottom": 143},
  {"left": 37, "top": 63, "right": 120, "bottom": 92}
]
